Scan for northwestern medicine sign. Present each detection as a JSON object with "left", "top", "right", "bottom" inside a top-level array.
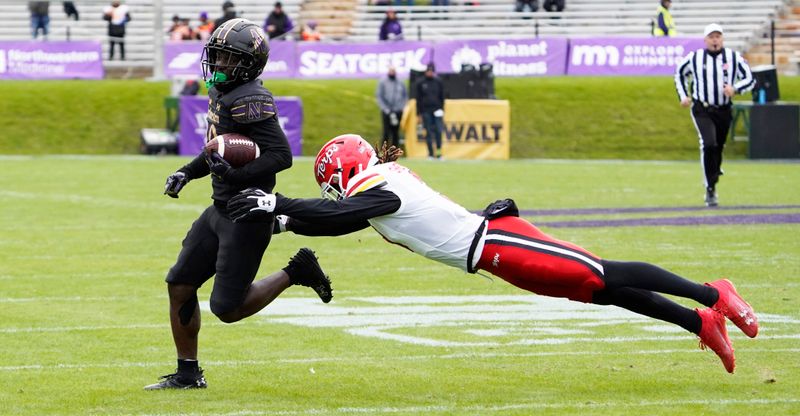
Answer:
[{"left": 0, "top": 41, "right": 103, "bottom": 79}]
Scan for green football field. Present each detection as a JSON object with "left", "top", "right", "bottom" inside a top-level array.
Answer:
[{"left": 1, "top": 156, "right": 798, "bottom": 415}]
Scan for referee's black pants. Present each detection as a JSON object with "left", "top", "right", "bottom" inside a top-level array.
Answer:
[{"left": 690, "top": 103, "right": 732, "bottom": 190}]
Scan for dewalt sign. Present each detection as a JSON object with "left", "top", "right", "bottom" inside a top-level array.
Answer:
[{"left": 402, "top": 99, "right": 510, "bottom": 160}]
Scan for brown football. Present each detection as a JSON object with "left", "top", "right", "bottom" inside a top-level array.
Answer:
[{"left": 204, "top": 133, "right": 260, "bottom": 168}]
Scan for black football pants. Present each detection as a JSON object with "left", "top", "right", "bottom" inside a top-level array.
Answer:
[
  {"left": 691, "top": 104, "right": 732, "bottom": 190},
  {"left": 166, "top": 205, "right": 273, "bottom": 317}
]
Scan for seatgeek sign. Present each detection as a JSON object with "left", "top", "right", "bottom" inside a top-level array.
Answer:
[{"left": 164, "top": 37, "right": 702, "bottom": 79}]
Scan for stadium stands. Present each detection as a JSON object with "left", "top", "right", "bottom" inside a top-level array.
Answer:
[
  {"left": 0, "top": 1, "right": 792, "bottom": 76},
  {"left": 350, "top": 0, "right": 787, "bottom": 51},
  {"left": 746, "top": 0, "right": 800, "bottom": 74}
]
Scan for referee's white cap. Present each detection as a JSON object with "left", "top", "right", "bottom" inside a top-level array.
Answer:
[{"left": 703, "top": 23, "right": 724, "bottom": 37}]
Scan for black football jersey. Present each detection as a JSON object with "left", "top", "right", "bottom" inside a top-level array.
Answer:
[{"left": 179, "top": 79, "right": 292, "bottom": 208}]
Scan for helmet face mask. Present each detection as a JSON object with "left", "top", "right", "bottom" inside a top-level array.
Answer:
[
  {"left": 314, "top": 134, "right": 379, "bottom": 200},
  {"left": 202, "top": 19, "right": 269, "bottom": 90}
]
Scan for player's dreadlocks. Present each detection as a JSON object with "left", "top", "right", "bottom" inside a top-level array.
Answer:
[{"left": 376, "top": 142, "right": 404, "bottom": 163}]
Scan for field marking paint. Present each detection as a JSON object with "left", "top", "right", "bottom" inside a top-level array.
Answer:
[
  {"left": 3, "top": 348, "right": 799, "bottom": 373},
  {"left": 135, "top": 398, "right": 800, "bottom": 416},
  {"left": 206, "top": 295, "right": 800, "bottom": 348}
]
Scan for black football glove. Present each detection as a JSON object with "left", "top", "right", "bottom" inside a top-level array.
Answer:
[
  {"left": 205, "top": 151, "right": 233, "bottom": 180},
  {"left": 164, "top": 171, "right": 188, "bottom": 198},
  {"left": 228, "top": 187, "right": 277, "bottom": 223}
]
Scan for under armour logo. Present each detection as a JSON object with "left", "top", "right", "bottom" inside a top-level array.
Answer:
[
  {"left": 258, "top": 198, "right": 272, "bottom": 208},
  {"left": 492, "top": 253, "right": 500, "bottom": 268}
]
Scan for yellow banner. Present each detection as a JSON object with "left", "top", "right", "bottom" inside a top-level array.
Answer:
[{"left": 401, "top": 99, "right": 510, "bottom": 160}]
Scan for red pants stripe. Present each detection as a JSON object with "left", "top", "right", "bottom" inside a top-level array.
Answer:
[{"left": 476, "top": 216, "right": 606, "bottom": 303}]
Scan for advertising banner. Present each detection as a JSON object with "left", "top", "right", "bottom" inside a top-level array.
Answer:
[
  {"left": 179, "top": 95, "right": 303, "bottom": 156},
  {"left": 0, "top": 41, "right": 103, "bottom": 80},
  {"left": 164, "top": 41, "right": 296, "bottom": 79},
  {"left": 432, "top": 38, "right": 568, "bottom": 77},
  {"left": 296, "top": 41, "right": 431, "bottom": 79},
  {"left": 567, "top": 37, "right": 704, "bottom": 76},
  {"left": 402, "top": 99, "right": 510, "bottom": 160}
]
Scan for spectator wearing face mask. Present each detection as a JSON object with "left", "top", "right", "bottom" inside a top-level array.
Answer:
[{"left": 376, "top": 66, "right": 408, "bottom": 150}]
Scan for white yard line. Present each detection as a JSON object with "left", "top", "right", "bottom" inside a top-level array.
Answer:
[
  {"left": 1, "top": 348, "right": 799, "bottom": 373},
  {"left": 135, "top": 397, "right": 800, "bottom": 416}
]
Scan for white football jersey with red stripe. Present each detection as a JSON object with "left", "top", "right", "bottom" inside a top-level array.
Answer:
[{"left": 344, "top": 162, "right": 485, "bottom": 271}]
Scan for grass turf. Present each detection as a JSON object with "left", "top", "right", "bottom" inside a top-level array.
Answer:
[
  {"left": 2, "top": 76, "right": 798, "bottom": 158},
  {"left": 0, "top": 156, "right": 798, "bottom": 415}
]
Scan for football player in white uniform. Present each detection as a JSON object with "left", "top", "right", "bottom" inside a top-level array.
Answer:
[{"left": 229, "top": 134, "right": 759, "bottom": 373}]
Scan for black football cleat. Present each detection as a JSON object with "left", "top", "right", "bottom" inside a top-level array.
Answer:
[
  {"left": 144, "top": 370, "right": 207, "bottom": 390},
  {"left": 705, "top": 187, "right": 718, "bottom": 207},
  {"left": 286, "top": 248, "right": 333, "bottom": 303}
]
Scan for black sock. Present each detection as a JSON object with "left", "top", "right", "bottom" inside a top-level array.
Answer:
[
  {"left": 602, "top": 260, "right": 718, "bottom": 307},
  {"left": 593, "top": 287, "right": 702, "bottom": 334},
  {"left": 177, "top": 359, "right": 199, "bottom": 375}
]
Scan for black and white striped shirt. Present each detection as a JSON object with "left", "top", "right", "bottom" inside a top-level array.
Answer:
[{"left": 674, "top": 48, "right": 754, "bottom": 106}]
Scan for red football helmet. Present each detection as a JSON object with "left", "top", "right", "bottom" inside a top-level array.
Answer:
[{"left": 314, "top": 134, "right": 379, "bottom": 200}]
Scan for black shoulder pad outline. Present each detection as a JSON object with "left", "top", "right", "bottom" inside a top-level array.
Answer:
[{"left": 230, "top": 94, "right": 277, "bottom": 124}]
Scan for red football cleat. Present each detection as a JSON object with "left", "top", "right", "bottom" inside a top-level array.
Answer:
[
  {"left": 696, "top": 307, "right": 735, "bottom": 373},
  {"left": 706, "top": 279, "right": 759, "bottom": 338}
]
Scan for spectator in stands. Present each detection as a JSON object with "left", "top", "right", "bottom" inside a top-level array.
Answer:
[
  {"left": 379, "top": 9, "right": 403, "bottom": 41},
  {"left": 515, "top": 0, "right": 538, "bottom": 13},
  {"left": 214, "top": 1, "right": 237, "bottom": 30},
  {"left": 543, "top": 0, "right": 564, "bottom": 12},
  {"left": 376, "top": 66, "right": 408, "bottom": 150},
  {"left": 195, "top": 11, "right": 215, "bottom": 41},
  {"left": 394, "top": 0, "right": 415, "bottom": 5},
  {"left": 29, "top": 2, "right": 50, "bottom": 40},
  {"left": 653, "top": 0, "right": 676, "bottom": 36},
  {"left": 103, "top": 1, "right": 131, "bottom": 61},
  {"left": 63, "top": 1, "right": 79, "bottom": 21},
  {"left": 432, "top": 0, "right": 450, "bottom": 5},
  {"left": 168, "top": 16, "right": 194, "bottom": 41},
  {"left": 416, "top": 63, "right": 445, "bottom": 160},
  {"left": 265, "top": 2, "right": 294, "bottom": 40},
  {"left": 301, "top": 20, "right": 322, "bottom": 41}
]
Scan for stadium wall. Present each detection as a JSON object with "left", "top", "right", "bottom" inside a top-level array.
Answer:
[{"left": 1, "top": 77, "right": 798, "bottom": 159}]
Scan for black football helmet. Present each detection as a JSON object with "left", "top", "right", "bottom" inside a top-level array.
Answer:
[{"left": 202, "top": 18, "right": 269, "bottom": 91}]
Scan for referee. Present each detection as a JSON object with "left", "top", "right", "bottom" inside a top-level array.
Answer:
[{"left": 674, "top": 23, "right": 754, "bottom": 207}]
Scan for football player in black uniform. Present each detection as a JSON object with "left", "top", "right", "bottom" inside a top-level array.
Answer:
[{"left": 147, "top": 19, "right": 332, "bottom": 390}]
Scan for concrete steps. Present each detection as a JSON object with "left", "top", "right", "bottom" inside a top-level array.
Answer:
[{"left": 300, "top": 0, "right": 357, "bottom": 40}]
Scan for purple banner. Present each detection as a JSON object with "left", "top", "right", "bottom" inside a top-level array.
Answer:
[
  {"left": 0, "top": 41, "right": 103, "bottom": 79},
  {"left": 297, "top": 41, "right": 431, "bottom": 79},
  {"left": 179, "top": 95, "right": 303, "bottom": 156},
  {"left": 432, "top": 38, "right": 568, "bottom": 77},
  {"left": 567, "top": 37, "right": 704, "bottom": 76},
  {"left": 164, "top": 41, "right": 296, "bottom": 79}
]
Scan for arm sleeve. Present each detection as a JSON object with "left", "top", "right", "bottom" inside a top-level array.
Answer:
[
  {"left": 178, "top": 152, "right": 210, "bottom": 180},
  {"left": 376, "top": 81, "right": 388, "bottom": 112},
  {"left": 275, "top": 188, "right": 401, "bottom": 224},
  {"left": 286, "top": 217, "right": 371, "bottom": 237},
  {"left": 733, "top": 52, "right": 755, "bottom": 94},
  {"left": 674, "top": 52, "right": 693, "bottom": 102},
  {"left": 225, "top": 116, "right": 293, "bottom": 183},
  {"left": 657, "top": 13, "right": 668, "bottom": 35}
]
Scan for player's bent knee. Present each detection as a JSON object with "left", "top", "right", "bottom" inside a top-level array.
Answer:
[{"left": 209, "top": 298, "right": 244, "bottom": 323}]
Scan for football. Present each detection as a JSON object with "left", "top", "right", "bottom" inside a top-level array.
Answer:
[{"left": 204, "top": 133, "right": 260, "bottom": 168}]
